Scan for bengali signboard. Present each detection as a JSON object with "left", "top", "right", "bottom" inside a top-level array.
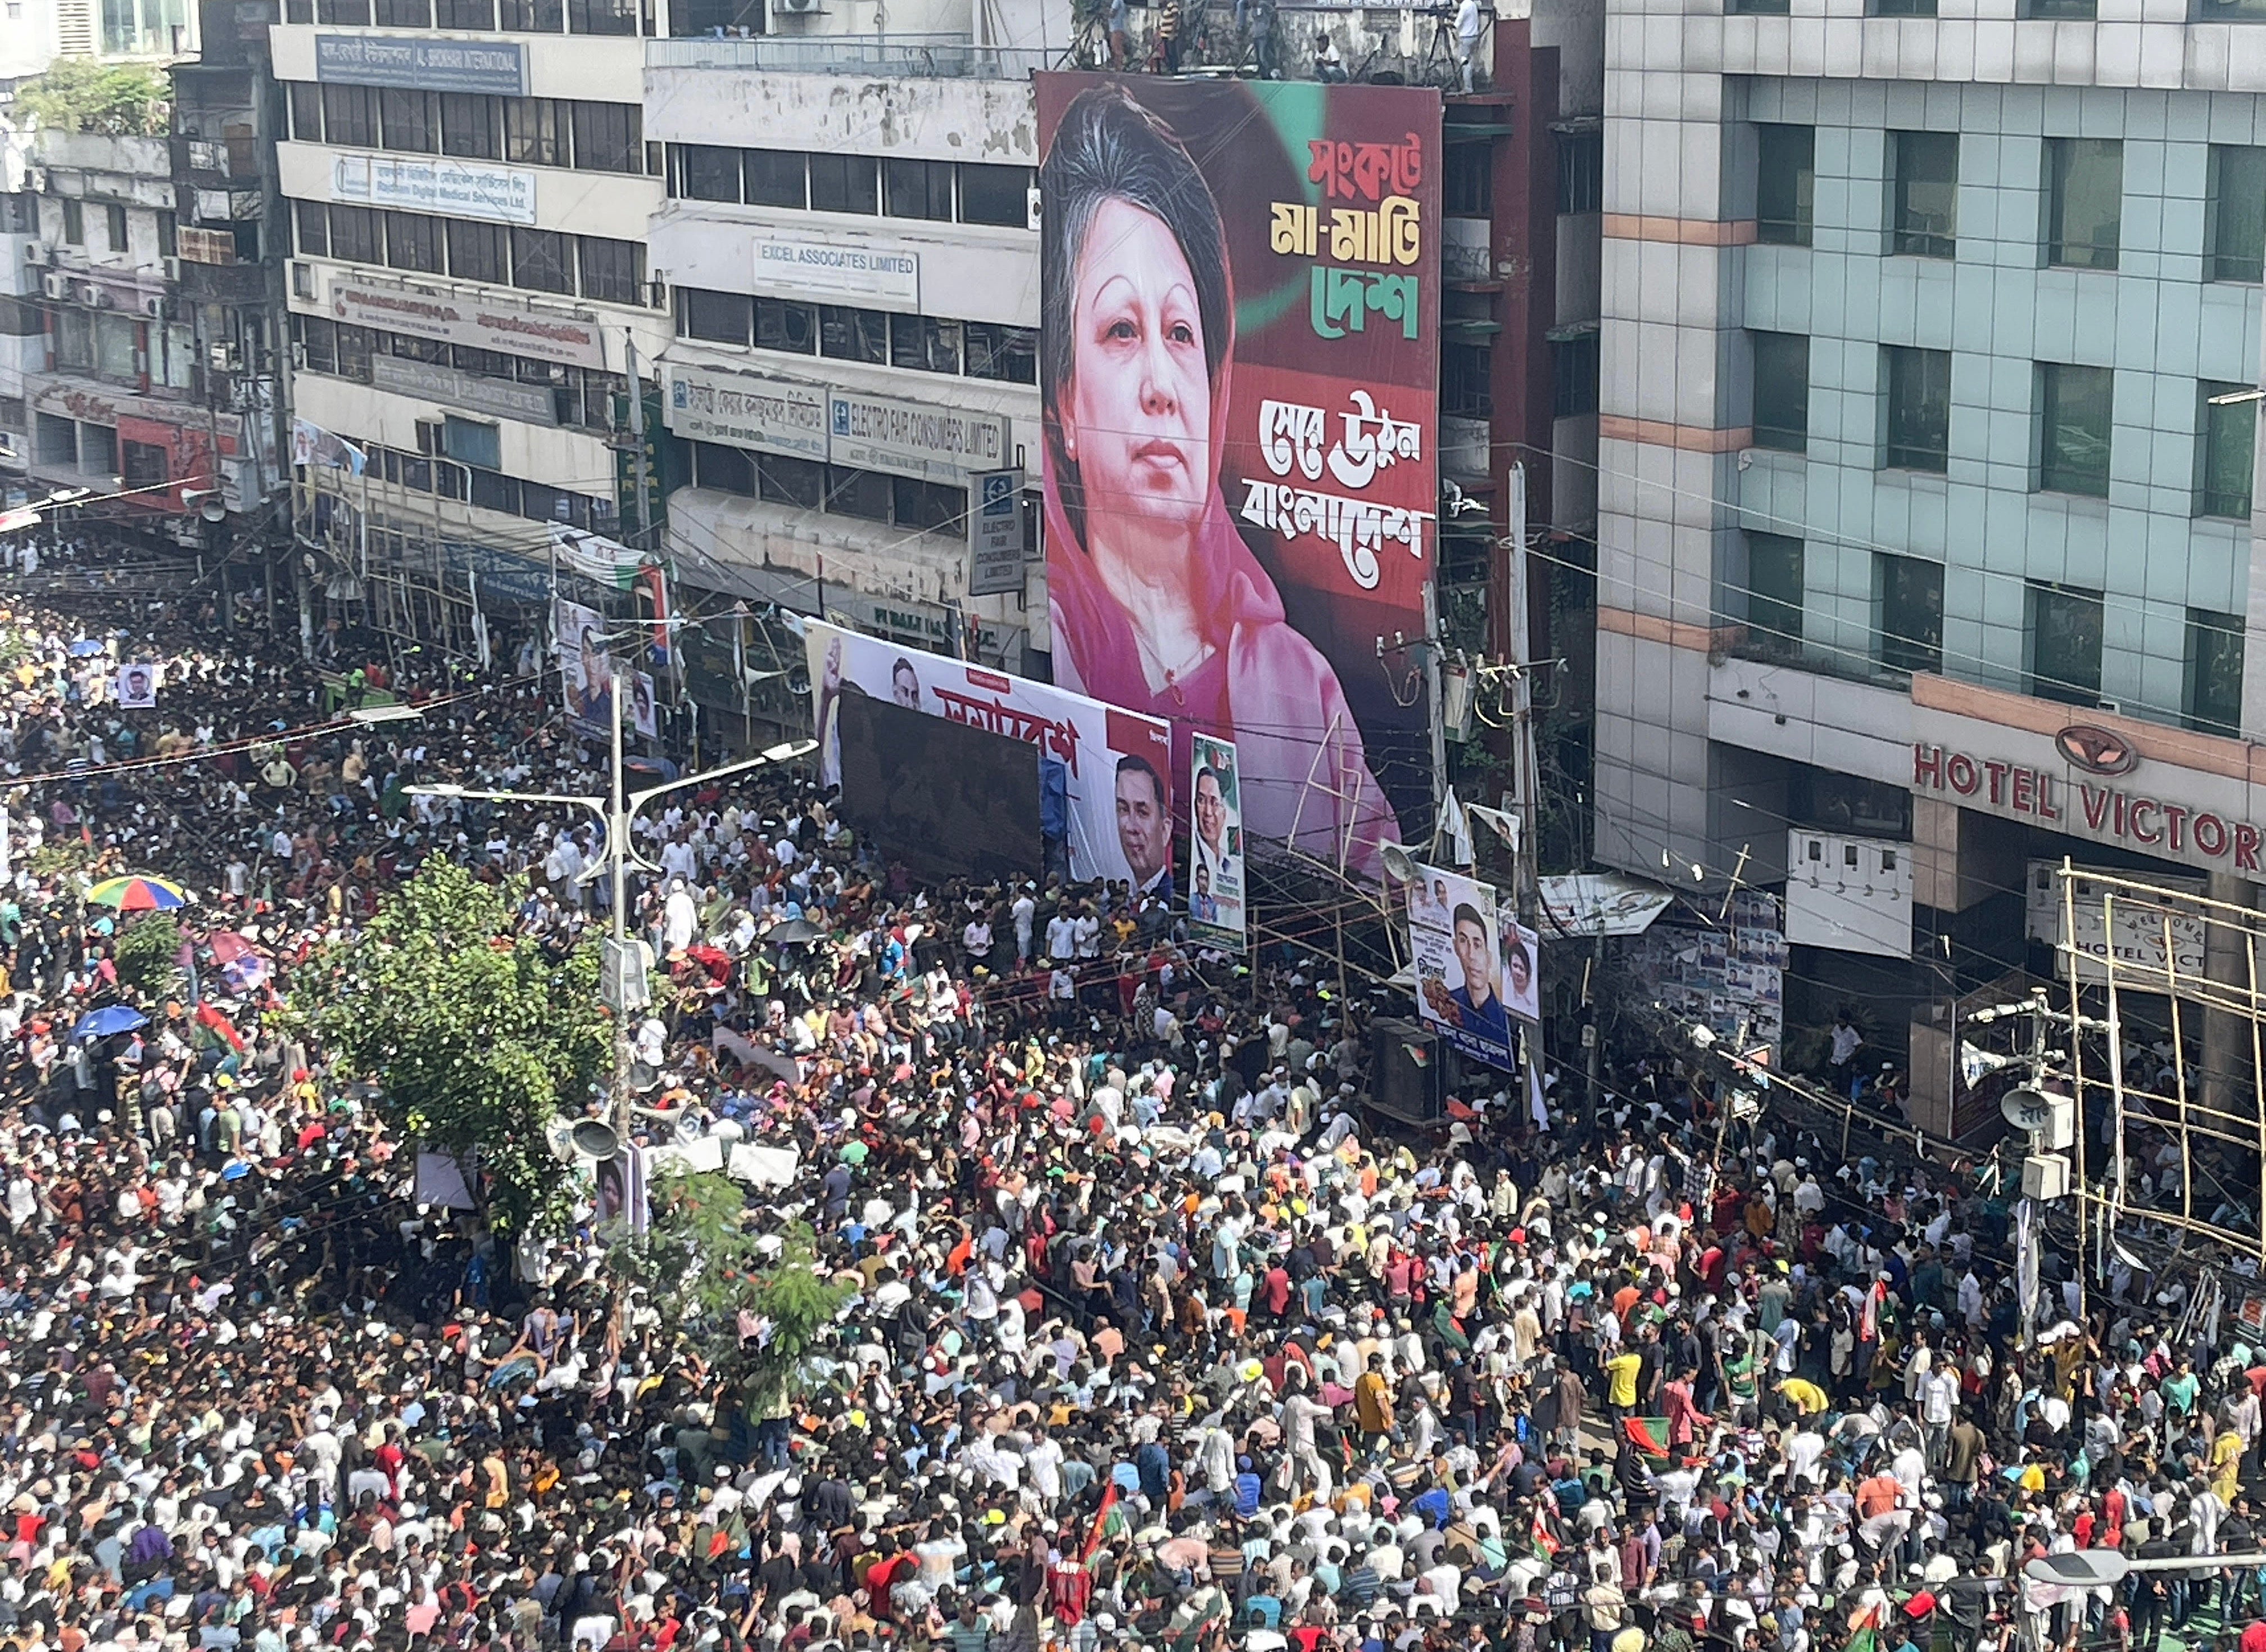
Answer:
[
  {"left": 314, "top": 33, "right": 528, "bottom": 94},
  {"left": 662, "top": 361, "right": 827, "bottom": 461},
  {"left": 326, "top": 274, "right": 608, "bottom": 371},
  {"left": 333, "top": 155, "right": 537, "bottom": 227},
  {"left": 370, "top": 355, "right": 559, "bottom": 426},
  {"left": 1036, "top": 75, "right": 1441, "bottom": 883}
]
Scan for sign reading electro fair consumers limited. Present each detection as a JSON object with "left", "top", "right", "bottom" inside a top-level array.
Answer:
[
  {"left": 967, "top": 469, "right": 1026, "bottom": 597},
  {"left": 828, "top": 392, "right": 1007, "bottom": 484},
  {"left": 328, "top": 274, "right": 608, "bottom": 370},
  {"left": 314, "top": 34, "right": 527, "bottom": 94},
  {"left": 333, "top": 155, "right": 536, "bottom": 227},
  {"left": 662, "top": 362, "right": 827, "bottom": 460},
  {"left": 751, "top": 234, "right": 920, "bottom": 309}
]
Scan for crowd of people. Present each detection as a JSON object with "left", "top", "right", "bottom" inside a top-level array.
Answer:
[{"left": 0, "top": 532, "right": 2259, "bottom": 1652}]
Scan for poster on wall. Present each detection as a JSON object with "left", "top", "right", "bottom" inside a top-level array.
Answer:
[
  {"left": 1188, "top": 732, "right": 1247, "bottom": 950},
  {"left": 630, "top": 671, "right": 659, "bottom": 741},
  {"left": 1406, "top": 861, "right": 1516, "bottom": 1070},
  {"left": 555, "top": 597, "right": 612, "bottom": 730},
  {"left": 805, "top": 621, "right": 1172, "bottom": 889},
  {"left": 1035, "top": 74, "right": 1441, "bottom": 884}
]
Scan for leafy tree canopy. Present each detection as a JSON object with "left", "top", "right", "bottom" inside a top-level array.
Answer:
[{"left": 13, "top": 62, "right": 172, "bottom": 137}]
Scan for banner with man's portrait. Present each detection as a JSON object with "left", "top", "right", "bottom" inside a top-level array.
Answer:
[
  {"left": 1188, "top": 733, "right": 1246, "bottom": 950},
  {"left": 115, "top": 664, "right": 159, "bottom": 709},
  {"left": 555, "top": 598, "right": 612, "bottom": 732},
  {"left": 1406, "top": 861, "right": 1516, "bottom": 1069}
]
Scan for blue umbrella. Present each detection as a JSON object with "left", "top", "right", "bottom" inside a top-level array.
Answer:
[
  {"left": 67, "top": 639, "right": 105, "bottom": 657},
  {"left": 71, "top": 1005, "right": 147, "bottom": 1040}
]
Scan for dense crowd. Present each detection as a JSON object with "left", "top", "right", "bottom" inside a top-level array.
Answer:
[{"left": 0, "top": 533, "right": 2258, "bottom": 1652}]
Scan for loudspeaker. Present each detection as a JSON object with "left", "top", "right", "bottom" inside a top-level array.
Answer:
[{"left": 1367, "top": 1016, "right": 1443, "bottom": 1124}]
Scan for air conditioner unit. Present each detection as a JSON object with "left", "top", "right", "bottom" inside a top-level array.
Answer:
[
  {"left": 41, "top": 273, "right": 68, "bottom": 300},
  {"left": 1026, "top": 183, "right": 1041, "bottom": 233},
  {"left": 22, "top": 241, "right": 49, "bottom": 266},
  {"left": 79, "top": 281, "right": 109, "bottom": 307},
  {"left": 772, "top": 0, "right": 821, "bottom": 15},
  {"left": 139, "top": 293, "right": 166, "bottom": 319},
  {"left": 161, "top": 255, "right": 180, "bottom": 283}
]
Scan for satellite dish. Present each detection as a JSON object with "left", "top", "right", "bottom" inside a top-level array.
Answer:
[
  {"left": 569, "top": 1118, "right": 620, "bottom": 1161},
  {"left": 1380, "top": 841, "right": 1418, "bottom": 883},
  {"left": 2000, "top": 1086, "right": 2053, "bottom": 1133}
]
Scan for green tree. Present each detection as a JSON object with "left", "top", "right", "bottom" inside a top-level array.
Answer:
[
  {"left": 111, "top": 914, "right": 182, "bottom": 1000},
  {"left": 13, "top": 62, "right": 172, "bottom": 135},
  {"left": 293, "top": 856, "right": 609, "bottom": 1235}
]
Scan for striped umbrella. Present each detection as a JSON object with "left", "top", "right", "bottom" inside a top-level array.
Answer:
[{"left": 84, "top": 874, "right": 191, "bottom": 911}]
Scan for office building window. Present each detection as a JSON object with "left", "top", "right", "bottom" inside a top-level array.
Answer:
[
  {"left": 679, "top": 144, "right": 741, "bottom": 202},
  {"left": 448, "top": 219, "right": 507, "bottom": 284},
  {"left": 1729, "top": 0, "right": 1788, "bottom": 17},
  {"left": 374, "top": 0, "right": 432, "bottom": 21},
  {"left": 506, "top": 99, "right": 565, "bottom": 168},
  {"left": 384, "top": 211, "right": 441, "bottom": 273},
  {"left": 296, "top": 315, "right": 337, "bottom": 375},
  {"left": 2046, "top": 138, "right": 2122, "bottom": 270},
  {"left": 441, "top": 94, "right": 501, "bottom": 162},
  {"left": 808, "top": 154, "right": 877, "bottom": 215},
  {"left": 2028, "top": 581, "right": 2104, "bottom": 706},
  {"left": 894, "top": 476, "right": 967, "bottom": 536},
  {"left": 2038, "top": 362, "right": 2113, "bottom": 497},
  {"left": 1891, "top": 131, "right": 1958, "bottom": 258},
  {"left": 1552, "top": 333, "right": 1599, "bottom": 417},
  {"left": 693, "top": 442, "right": 754, "bottom": 497},
  {"left": 1884, "top": 346, "right": 1951, "bottom": 472},
  {"left": 679, "top": 288, "right": 751, "bottom": 346},
  {"left": 966, "top": 321, "right": 1038, "bottom": 384},
  {"left": 433, "top": 0, "right": 492, "bottom": 24},
  {"left": 1750, "top": 331, "right": 1809, "bottom": 452},
  {"left": 754, "top": 298, "right": 814, "bottom": 354},
  {"left": 825, "top": 465, "right": 891, "bottom": 523},
  {"left": 570, "top": 103, "right": 641, "bottom": 174},
  {"left": 380, "top": 89, "right": 435, "bottom": 153},
  {"left": 744, "top": 150, "right": 806, "bottom": 209},
  {"left": 568, "top": 0, "right": 636, "bottom": 33},
  {"left": 1756, "top": 125, "right": 1814, "bottom": 244},
  {"left": 2025, "top": 0, "right": 2093, "bottom": 15},
  {"left": 820, "top": 306, "right": 889, "bottom": 365},
  {"left": 1442, "top": 342, "right": 1492, "bottom": 420},
  {"left": 510, "top": 228, "right": 573, "bottom": 294},
  {"left": 1444, "top": 143, "right": 1491, "bottom": 216},
  {"left": 321, "top": 85, "right": 378, "bottom": 148},
  {"left": 760, "top": 453, "right": 826, "bottom": 510},
  {"left": 498, "top": 0, "right": 562, "bottom": 24},
  {"left": 2199, "top": 382, "right": 2256, "bottom": 520},
  {"left": 2208, "top": 146, "right": 2266, "bottom": 284},
  {"left": 104, "top": 203, "right": 128, "bottom": 252},
  {"left": 295, "top": 200, "right": 328, "bottom": 257},
  {"left": 289, "top": 83, "right": 321, "bottom": 140},
  {"left": 2187, "top": 609, "right": 2245, "bottom": 737},
  {"left": 59, "top": 199, "right": 83, "bottom": 246},
  {"left": 1877, "top": 554, "right": 1944, "bottom": 674},
  {"left": 1744, "top": 531, "right": 1803, "bottom": 655},
  {"left": 156, "top": 210, "right": 174, "bottom": 258},
  {"left": 891, "top": 314, "right": 963, "bottom": 375},
  {"left": 329, "top": 205, "right": 380, "bottom": 264},
  {"left": 578, "top": 237, "right": 642, "bottom": 306},
  {"left": 885, "top": 158, "right": 954, "bottom": 221},
  {"left": 1556, "top": 128, "right": 1603, "bottom": 214},
  {"left": 959, "top": 164, "right": 1031, "bottom": 227}
]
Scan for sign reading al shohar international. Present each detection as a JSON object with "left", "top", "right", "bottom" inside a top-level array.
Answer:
[{"left": 314, "top": 34, "right": 527, "bottom": 95}]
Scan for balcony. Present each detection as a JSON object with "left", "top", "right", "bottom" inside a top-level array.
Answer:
[{"left": 647, "top": 33, "right": 1054, "bottom": 78}]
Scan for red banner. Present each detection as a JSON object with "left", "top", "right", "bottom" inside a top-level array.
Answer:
[{"left": 115, "top": 416, "right": 219, "bottom": 514}]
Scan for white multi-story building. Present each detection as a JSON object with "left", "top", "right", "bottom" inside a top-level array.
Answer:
[{"left": 1592, "top": 0, "right": 2266, "bottom": 1120}]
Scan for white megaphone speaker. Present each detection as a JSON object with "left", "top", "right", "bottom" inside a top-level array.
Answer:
[
  {"left": 1380, "top": 841, "right": 1418, "bottom": 884},
  {"left": 570, "top": 1118, "right": 621, "bottom": 1163}
]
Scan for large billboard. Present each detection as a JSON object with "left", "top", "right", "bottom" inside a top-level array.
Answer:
[
  {"left": 806, "top": 622, "right": 1172, "bottom": 890},
  {"left": 1189, "top": 732, "right": 1247, "bottom": 950},
  {"left": 1406, "top": 862, "right": 1534, "bottom": 1071},
  {"left": 837, "top": 695, "right": 1043, "bottom": 884},
  {"left": 555, "top": 597, "right": 611, "bottom": 731},
  {"left": 1036, "top": 74, "right": 1440, "bottom": 885}
]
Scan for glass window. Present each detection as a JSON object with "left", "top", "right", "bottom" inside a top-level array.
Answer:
[
  {"left": 1891, "top": 131, "right": 1957, "bottom": 258},
  {"left": 329, "top": 205, "right": 381, "bottom": 264},
  {"left": 337, "top": 323, "right": 374, "bottom": 380},
  {"left": 289, "top": 83, "right": 321, "bottom": 140},
  {"left": 679, "top": 145, "right": 741, "bottom": 202},
  {"left": 498, "top": 0, "right": 562, "bottom": 24},
  {"left": 1729, "top": 0, "right": 1787, "bottom": 15},
  {"left": 890, "top": 314, "right": 962, "bottom": 374},
  {"left": 570, "top": 103, "right": 641, "bottom": 174},
  {"left": 755, "top": 298, "right": 815, "bottom": 355},
  {"left": 694, "top": 442, "right": 755, "bottom": 497},
  {"left": 433, "top": 0, "right": 493, "bottom": 24},
  {"left": 1442, "top": 342, "right": 1492, "bottom": 420},
  {"left": 388, "top": 332, "right": 446, "bottom": 365},
  {"left": 1744, "top": 532, "right": 1803, "bottom": 656},
  {"left": 448, "top": 219, "right": 507, "bottom": 283},
  {"left": 297, "top": 315, "right": 338, "bottom": 375},
  {"left": 744, "top": 150, "right": 805, "bottom": 209},
  {"left": 519, "top": 480, "right": 570, "bottom": 523},
  {"left": 1551, "top": 334, "right": 1599, "bottom": 417},
  {"left": 384, "top": 212, "right": 441, "bottom": 273},
  {"left": 2025, "top": 0, "right": 2093, "bottom": 15},
  {"left": 808, "top": 153, "right": 877, "bottom": 215},
  {"left": 2186, "top": 609, "right": 2245, "bottom": 738},
  {"left": 1756, "top": 125, "right": 1814, "bottom": 246},
  {"left": 509, "top": 228, "right": 572, "bottom": 294},
  {"left": 826, "top": 465, "right": 891, "bottom": 523},
  {"left": 470, "top": 468, "right": 520, "bottom": 516},
  {"left": 1443, "top": 143, "right": 1492, "bottom": 216},
  {"left": 1556, "top": 129, "right": 1602, "bottom": 215},
  {"left": 966, "top": 321, "right": 1037, "bottom": 384},
  {"left": 1884, "top": 346, "right": 1951, "bottom": 472},
  {"left": 52, "top": 310, "right": 92, "bottom": 371},
  {"left": 374, "top": 0, "right": 432, "bottom": 22},
  {"left": 505, "top": 99, "right": 564, "bottom": 168},
  {"left": 93, "top": 312, "right": 138, "bottom": 382},
  {"left": 568, "top": 0, "right": 636, "bottom": 33},
  {"left": 321, "top": 85, "right": 378, "bottom": 148},
  {"left": 894, "top": 476, "right": 966, "bottom": 536},
  {"left": 759, "top": 453, "right": 825, "bottom": 509},
  {"left": 1871, "top": 0, "right": 1932, "bottom": 16},
  {"left": 295, "top": 199, "right": 328, "bottom": 257},
  {"left": 380, "top": 89, "right": 435, "bottom": 153},
  {"left": 959, "top": 164, "right": 1032, "bottom": 227},
  {"left": 2046, "top": 138, "right": 2121, "bottom": 271},
  {"left": 1877, "top": 554, "right": 1943, "bottom": 675},
  {"left": 2038, "top": 362, "right": 2113, "bottom": 497},
  {"left": 103, "top": 203, "right": 127, "bottom": 252},
  {"left": 441, "top": 94, "right": 501, "bottom": 161},
  {"left": 60, "top": 199, "right": 83, "bottom": 246},
  {"left": 2199, "top": 382, "right": 2256, "bottom": 520},
  {"left": 316, "top": 0, "right": 371, "bottom": 22},
  {"left": 679, "top": 288, "right": 751, "bottom": 346},
  {"left": 820, "top": 306, "right": 889, "bottom": 365},
  {"left": 1751, "top": 332, "right": 1809, "bottom": 452},
  {"left": 2208, "top": 147, "right": 2266, "bottom": 284},
  {"left": 2028, "top": 582, "right": 2104, "bottom": 706},
  {"left": 885, "top": 158, "right": 953, "bottom": 221},
  {"left": 578, "top": 237, "right": 643, "bottom": 306},
  {"left": 443, "top": 416, "right": 502, "bottom": 471}
]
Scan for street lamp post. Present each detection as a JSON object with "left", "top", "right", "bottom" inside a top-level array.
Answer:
[{"left": 409, "top": 677, "right": 813, "bottom": 1142}]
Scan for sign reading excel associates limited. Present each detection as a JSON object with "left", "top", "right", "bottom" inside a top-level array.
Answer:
[
  {"left": 334, "top": 155, "right": 536, "bottom": 228},
  {"left": 314, "top": 34, "right": 527, "bottom": 95},
  {"left": 828, "top": 392, "right": 1007, "bottom": 484},
  {"left": 751, "top": 234, "right": 919, "bottom": 308}
]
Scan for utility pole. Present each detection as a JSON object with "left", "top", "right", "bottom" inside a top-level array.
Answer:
[{"left": 626, "top": 331, "right": 653, "bottom": 551}]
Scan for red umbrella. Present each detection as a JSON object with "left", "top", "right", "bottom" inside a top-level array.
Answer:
[{"left": 207, "top": 931, "right": 262, "bottom": 964}]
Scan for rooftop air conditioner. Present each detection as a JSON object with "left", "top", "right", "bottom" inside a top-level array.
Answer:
[
  {"left": 79, "top": 281, "right": 109, "bottom": 307},
  {"left": 22, "top": 241, "right": 50, "bottom": 266},
  {"left": 41, "top": 273, "right": 68, "bottom": 300}
]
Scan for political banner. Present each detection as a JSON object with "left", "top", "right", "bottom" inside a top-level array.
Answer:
[
  {"left": 1036, "top": 74, "right": 1441, "bottom": 884},
  {"left": 1406, "top": 861, "right": 1516, "bottom": 1069},
  {"left": 805, "top": 621, "right": 1172, "bottom": 891},
  {"left": 116, "top": 664, "right": 158, "bottom": 708},
  {"left": 1188, "top": 733, "right": 1246, "bottom": 950},
  {"left": 555, "top": 597, "right": 612, "bottom": 731}
]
